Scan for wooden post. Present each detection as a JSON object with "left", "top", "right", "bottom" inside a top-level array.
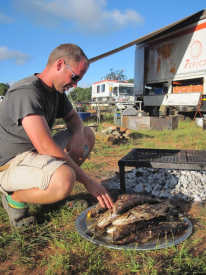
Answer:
[{"left": 193, "top": 95, "right": 203, "bottom": 120}]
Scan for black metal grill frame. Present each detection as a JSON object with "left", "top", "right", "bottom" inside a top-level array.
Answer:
[{"left": 118, "top": 148, "right": 206, "bottom": 192}]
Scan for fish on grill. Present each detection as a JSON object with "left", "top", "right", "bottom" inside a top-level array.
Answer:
[{"left": 86, "top": 193, "right": 189, "bottom": 245}]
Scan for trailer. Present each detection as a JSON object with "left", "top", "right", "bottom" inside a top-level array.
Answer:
[
  {"left": 91, "top": 80, "right": 134, "bottom": 109},
  {"left": 134, "top": 10, "right": 206, "bottom": 116}
]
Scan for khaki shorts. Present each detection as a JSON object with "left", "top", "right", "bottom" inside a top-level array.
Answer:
[{"left": 0, "top": 129, "right": 72, "bottom": 195}]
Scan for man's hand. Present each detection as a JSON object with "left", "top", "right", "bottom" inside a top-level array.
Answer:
[{"left": 85, "top": 181, "right": 113, "bottom": 209}]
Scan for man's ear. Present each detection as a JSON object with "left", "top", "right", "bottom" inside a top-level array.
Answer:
[{"left": 56, "top": 59, "right": 64, "bottom": 72}]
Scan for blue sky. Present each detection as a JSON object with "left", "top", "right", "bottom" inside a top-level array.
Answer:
[{"left": 0, "top": 1, "right": 205, "bottom": 87}]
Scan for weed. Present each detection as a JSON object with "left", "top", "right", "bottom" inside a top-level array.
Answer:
[
  {"left": 45, "top": 253, "right": 72, "bottom": 275},
  {"left": 82, "top": 161, "right": 107, "bottom": 171},
  {"left": 123, "top": 250, "right": 142, "bottom": 273}
]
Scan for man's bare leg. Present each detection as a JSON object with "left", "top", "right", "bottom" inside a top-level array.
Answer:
[
  {"left": 11, "top": 165, "right": 76, "bottom": 204},
  {"left": 9, "top": 126, "right": 94, "bottom": 204}
]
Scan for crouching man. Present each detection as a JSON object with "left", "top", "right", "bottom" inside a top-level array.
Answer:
[{"left": 0, "top": 43, "right": 113, "bottom": 228}]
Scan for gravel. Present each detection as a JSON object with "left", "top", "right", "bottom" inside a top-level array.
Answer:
[{"left": 104, "top": 168, "right": 206, "bottom": 202}]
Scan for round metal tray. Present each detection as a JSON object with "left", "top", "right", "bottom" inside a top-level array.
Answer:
[{"left": 75, "top": 206, "right": 193, "bottom": 251}]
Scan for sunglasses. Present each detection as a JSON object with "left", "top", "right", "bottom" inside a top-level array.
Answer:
[{"left": 64, "top": 62, "right": 80, "bottom": 83}]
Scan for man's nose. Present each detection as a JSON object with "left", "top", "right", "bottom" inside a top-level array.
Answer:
[{"left": 72, "top": 83, "right": 77, "bottom": 88}]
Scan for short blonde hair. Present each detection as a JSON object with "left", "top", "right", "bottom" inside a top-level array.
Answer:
[{"left": 47, "top": 43, "right": 89, "bottom": 66}]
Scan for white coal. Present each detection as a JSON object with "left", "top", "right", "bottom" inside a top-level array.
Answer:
[{"left": 105, "top": 168, "right": 206, "bottom": 202}]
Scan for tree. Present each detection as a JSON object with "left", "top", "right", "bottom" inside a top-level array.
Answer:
[
  {"left": 103, "top": 68, "right": 127, "bottom": 81},
  {"left": 69, "top": 87, "right": 91, "bottom": 103},
  {"left": 0, "top": 83, "right": 9, "bottom": 96}
]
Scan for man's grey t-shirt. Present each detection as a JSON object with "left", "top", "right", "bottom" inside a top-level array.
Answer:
[{"left": 0, "top": 75, "right": 73, "bottom": 165}]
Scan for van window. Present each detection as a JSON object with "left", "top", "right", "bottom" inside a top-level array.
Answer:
[
  {"left": 101, "top": 84, "right": 105, "bottom": 92},
  {"left": 113, "top": 87, "right": 118, "bottom": 96},
  {"left": 119, "top": 86, "right": 134, "bottom": 96},
  {"left": 97, "top": 85, "right": 100, "bottom": 93}
]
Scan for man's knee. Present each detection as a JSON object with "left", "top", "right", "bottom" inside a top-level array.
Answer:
[
  {"left": 70, "top": 126, "right": 95, "bottom": 163},
  {"left": 50, "top": 165, "right": 76, "bottom": 199},
  {"left": 76, "top": 126, "right": 95, "bottom": 163},
  {"left": 84, "top": 126, "right": 95, "bottom": 149}
]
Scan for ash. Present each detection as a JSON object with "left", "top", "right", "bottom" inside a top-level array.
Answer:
[{"left": 105, "top": 168, "right": 206, "bottom": 202}]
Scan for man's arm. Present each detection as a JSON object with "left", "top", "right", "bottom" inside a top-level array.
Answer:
[
  {"left": 22, "top": 114, "right": 113, "bottom": 208},
  {"left": 64, "top": 109, "right": 84, "bottom": 133},
  {"left": 63, "top": 109, "right": 87, "bottom": 160},
  {"left": 64, "top": 109, "right": 89, "bottom": 159}
]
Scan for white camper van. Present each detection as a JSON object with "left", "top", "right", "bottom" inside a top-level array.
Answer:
[{"left": 91, "top": 80, "right": 134, "bottom": 109}]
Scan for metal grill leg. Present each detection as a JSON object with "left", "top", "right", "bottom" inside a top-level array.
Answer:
[{"left": 119, "top": 165, "right": 126, "bottom": 192}]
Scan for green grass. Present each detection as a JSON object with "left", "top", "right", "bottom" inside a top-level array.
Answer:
[{"left": 1, "top": 118, "right": 206, "bottom": 274}]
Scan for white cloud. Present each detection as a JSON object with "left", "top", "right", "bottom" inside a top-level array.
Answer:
[
  {"left": 13, "top": 0, "right": 144, "bottom": 33},
  {"left": 0, "top": 46, "right": 30, "bottom": 65},
  {"left": 0, "top": 12, "right": 13, "bottom": 24},
  {"left": 108, "top": 9, "right": 143, "bottom": 26}
]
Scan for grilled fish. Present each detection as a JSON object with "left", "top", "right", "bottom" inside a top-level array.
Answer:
[
  {"left": 88, "top": 193, "right": 164, "bottom": 229},
  {"left": 95, "top": 209, "right": 119, "bottom": 229},
  {"left": 112, "top": 220, "right": 188, "bottom": 245},
  {"left": 85, "top": 193, "right": 188, "bottom": 246},
  {"left": 113, "top": 193, "right": 163, "bottom": 215},
  {"left": 87, "top": 204, "right": 107, "bottom": 219},
  {"left": 112, "top": 201, "right": 172, "bottom": 226},
  {"left": 106, "top": 220, "right": 146, "bottom": 241}
]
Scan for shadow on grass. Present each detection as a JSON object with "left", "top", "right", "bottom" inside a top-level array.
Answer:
[
  {"left": 128, "top": 132, "right": 153, "bottom": 140},
  {"left": 34, "top": 187, "right": 125, "bottom": 225},
  {"left": 35, "top": 192, "right": 98, "bottom": 225}
]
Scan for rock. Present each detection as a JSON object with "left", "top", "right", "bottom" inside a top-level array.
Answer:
[{"left": 104, "top": 167, "right": 206, "bottom": 202}]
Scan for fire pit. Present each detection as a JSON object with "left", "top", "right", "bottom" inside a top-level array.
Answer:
[{"left": 118, "top": 148, "right": 206, "bottom": 192}]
